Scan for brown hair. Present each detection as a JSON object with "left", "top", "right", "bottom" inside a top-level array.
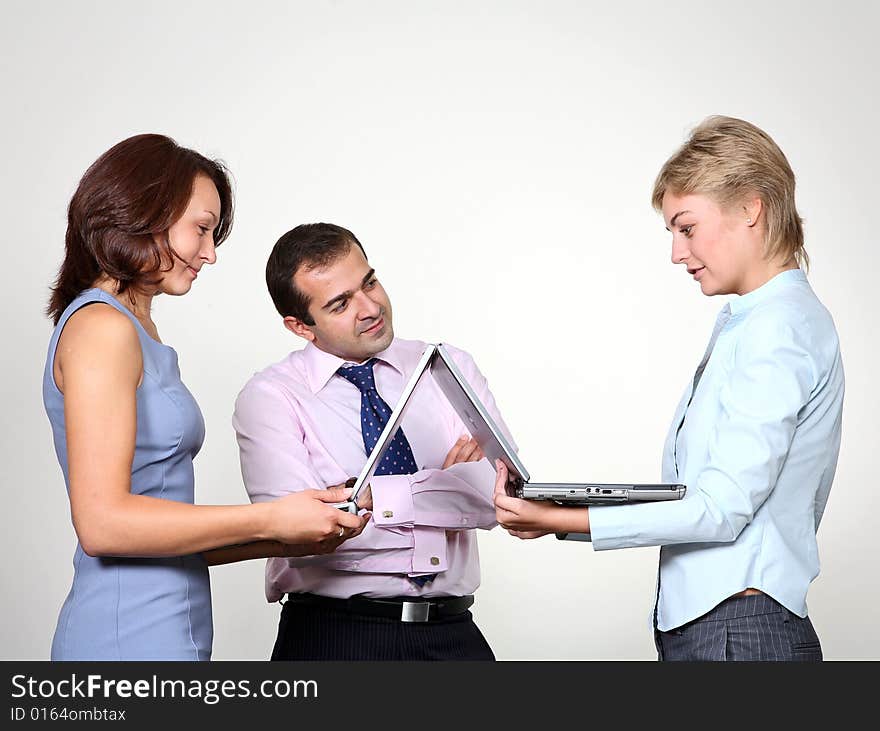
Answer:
[
  {"left": 47, "top": 133, "right": 234, "bottom": 323},
  {"left": 266, "top": 223, "right": 367, "bottom": 325},
  {"left": 652, "top": 116, "right": 807, "bottom": 270}
]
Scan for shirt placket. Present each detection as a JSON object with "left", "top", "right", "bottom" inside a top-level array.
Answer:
[{"left": 655, "top": 305, "right": 733, "bottom": 639}]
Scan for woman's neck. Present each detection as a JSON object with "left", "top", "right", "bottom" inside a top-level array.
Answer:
[
  {"left": 737, "top": 258, "right": 799, "bottom": 296},
  {"left": 92, "top": 277, "right": 155, "bottom": 322}
]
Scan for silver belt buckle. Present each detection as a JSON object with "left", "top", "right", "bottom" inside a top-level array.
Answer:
[{"left": 401, "top": 601, "right": 431, "bottom": 623}]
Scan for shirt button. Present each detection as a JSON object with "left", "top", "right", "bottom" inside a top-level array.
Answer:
[
  {"left": 430, "top": 557, "right": 440, "bottom": 566},
  {"left": 461, "top": 516, "right": 469, "bottom": 525},
  {"left": 382, "top": 510, "right": 394, "bottom": 519}
]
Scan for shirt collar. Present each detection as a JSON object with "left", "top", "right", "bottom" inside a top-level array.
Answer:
[
  {"left": 302, "top": 338, "right": 406, "bottom": 393},
  {"left": 728, "top": 268, "right": 807, "bottom": 316}
]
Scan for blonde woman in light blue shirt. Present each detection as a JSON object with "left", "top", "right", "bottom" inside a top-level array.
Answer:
[{"left": 493, "top": 116, "right": 844, "bottom": 661}]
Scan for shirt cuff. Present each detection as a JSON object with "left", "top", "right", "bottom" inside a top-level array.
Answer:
[
  {"left": 369, "top": 475, "right": 415, "bottom": 527},
  {"left": 587, "top": 503, "right": 640, "bottom": 550},
  {"left": 410, "top": 526, "right": 448, "bottom": 574}
]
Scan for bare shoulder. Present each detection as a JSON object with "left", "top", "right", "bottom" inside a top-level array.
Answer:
[
  {"left": 56, "top": 303, "right": 142, "bottom": 387},
  {"left": 62, "top": 302, "right": 140, "bottom": 350}
]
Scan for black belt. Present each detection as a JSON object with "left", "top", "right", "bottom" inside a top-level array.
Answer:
[{"left": 286, "top": 592, "right": 474, "bottom": 623}]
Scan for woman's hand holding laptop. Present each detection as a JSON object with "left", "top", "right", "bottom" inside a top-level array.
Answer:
[{"left": 492, "top": 460, "right": 591, "bottom": 539}]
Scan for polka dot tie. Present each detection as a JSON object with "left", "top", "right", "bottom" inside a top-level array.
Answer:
[
  {"left": 337, "top": 359, "right": 435, "bottom": 586},
  {"left": 337, "top": 359, "right": 419, "bottom": 476}
]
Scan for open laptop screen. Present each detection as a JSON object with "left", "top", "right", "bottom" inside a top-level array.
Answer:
[{"left": 429, "top": 343, "right": 530, "bottom": 486}]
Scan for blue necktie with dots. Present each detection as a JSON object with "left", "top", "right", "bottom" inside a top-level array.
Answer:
[
  {"left": 337, "top": 359, "right": 419, "bottom": 476},
  {"left": 337, "top": 359, "right": 435, "bottom": 586}
]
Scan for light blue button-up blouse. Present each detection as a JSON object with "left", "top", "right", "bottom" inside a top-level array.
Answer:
[{"left": 589, "top": 269, "right": 844, "bottom": 632}]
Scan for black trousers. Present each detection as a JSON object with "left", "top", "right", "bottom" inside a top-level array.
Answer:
[
  {"left": 271, "top": 600, "right": 496, "bottom": 661},
  {"left": 655, "top": 593, "right": 823, "bottom": 661}
]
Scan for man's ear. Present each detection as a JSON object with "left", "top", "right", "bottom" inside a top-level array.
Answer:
[{"left": 283, "top": 315, "right": 316, "bottom": 342}]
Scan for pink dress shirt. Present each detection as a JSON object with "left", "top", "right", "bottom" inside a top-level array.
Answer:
[{"left": 232, "top": 338, "right": 515, "bottom": 601}]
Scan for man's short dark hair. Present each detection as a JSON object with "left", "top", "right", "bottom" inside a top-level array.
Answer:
[{"left": 266, "top": 223, "right": 367, "bottom": 325}]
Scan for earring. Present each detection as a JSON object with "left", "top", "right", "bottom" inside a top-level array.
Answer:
[{"left": 746, "top": 218, "right": 752, "bottom": 225}]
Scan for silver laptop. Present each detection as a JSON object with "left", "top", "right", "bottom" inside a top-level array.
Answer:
[
  {"left": 333, "top": 344, "right": 438, "bottom": 513},
  {"left": 430, "top": 343, "right": 686, "bottom": 506}
]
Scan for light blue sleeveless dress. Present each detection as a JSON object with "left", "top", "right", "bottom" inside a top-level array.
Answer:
[{"left": 43, "top": 288, "right": 213, "bottom": 660}]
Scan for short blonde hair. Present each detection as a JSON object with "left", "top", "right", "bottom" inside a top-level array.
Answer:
[{"left": 652, "top": 116, "right": 808, "bottom": 270}]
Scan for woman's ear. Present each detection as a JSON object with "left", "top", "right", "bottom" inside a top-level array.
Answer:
[{"left": 743, "top": 198, "right": 764, "bottom": 227}]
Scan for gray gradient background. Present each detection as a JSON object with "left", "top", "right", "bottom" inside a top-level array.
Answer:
[{"left": 2, "top": 0, "right": 877, "bottom": 659}]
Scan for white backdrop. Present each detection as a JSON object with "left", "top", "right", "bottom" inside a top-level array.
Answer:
[{"left": 2, "top": 0, "right": 877, "bottom": 660}]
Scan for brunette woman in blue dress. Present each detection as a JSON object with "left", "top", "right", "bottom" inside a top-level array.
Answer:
[{"left": 44, "top": 134, "right": 367, "bottom": 660}]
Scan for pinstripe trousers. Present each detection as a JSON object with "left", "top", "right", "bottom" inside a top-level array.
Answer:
[
  {"left": 270, "top": 602, "right": 495, "bottom": 660},
  {"left": 655, "top": 593, "right": 823, "bottom": 661}
]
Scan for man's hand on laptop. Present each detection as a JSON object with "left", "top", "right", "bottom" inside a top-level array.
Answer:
[{"left": 442, "top": 434, "right": 484, "bottom": 468}]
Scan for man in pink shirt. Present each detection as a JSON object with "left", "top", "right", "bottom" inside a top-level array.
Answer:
[{"left": 232, "top": 222, "right": 515, "bottom": 660}]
